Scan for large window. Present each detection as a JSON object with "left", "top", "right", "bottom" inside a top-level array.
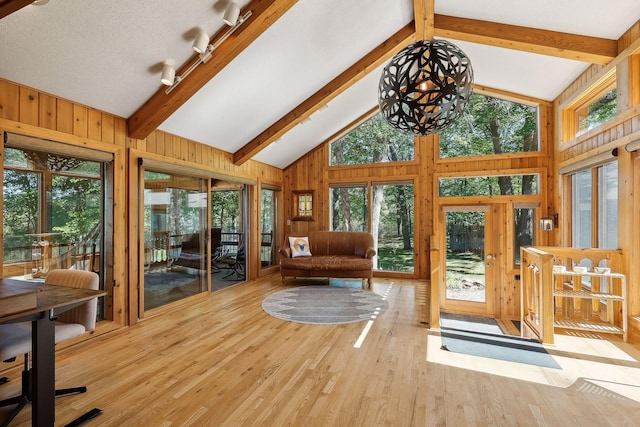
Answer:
[
  {"left": 3, "top": 141, "right": 111, "bottom": 320},
  {"left": 439, "top": 93, "right": 539, "bottom": 159},
  {"left": 330, "top": 113, "right": 414, "bottom": 166},
  {"left": 330, "top": 182, "right": 414, "bottom": 273},
  {"left": 330, "top": 185, "right": 367, "bottom": 232}
]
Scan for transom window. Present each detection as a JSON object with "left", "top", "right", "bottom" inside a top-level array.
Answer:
[{"left": 439, "top": 174, "right": 539, "bottom": 197}]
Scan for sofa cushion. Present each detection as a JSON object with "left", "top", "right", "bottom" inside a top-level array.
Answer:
[
  {"left": 280, "top": 255, "right": 372, "bottom": 271},
  {"left": 289, "top": 236, "right": 312, "bottom": 257}
]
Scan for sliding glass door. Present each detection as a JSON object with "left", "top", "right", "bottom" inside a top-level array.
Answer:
[{"left": 142, "top": 170, "right": 207, "bottom": 311}]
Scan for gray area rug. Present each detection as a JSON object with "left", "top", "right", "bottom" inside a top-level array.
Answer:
[{"left": 262, "top": 285, "right": 388, "bottom": 325}]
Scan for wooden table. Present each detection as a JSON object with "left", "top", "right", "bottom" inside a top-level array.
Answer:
[{"left": 0, "top": 279, "right": 106, "bottom": 427}]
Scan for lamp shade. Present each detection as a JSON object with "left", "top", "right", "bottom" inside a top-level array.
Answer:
[
  {"left": 378, "top": 39, "right": 474, "bottom": 136},
  {"left": 223, "top": 2, "right": 240, "bottom": 26},
  {"left": 160, "top": 63, "right": 175, "bottom": 86},
  {"left": 192, "top": 30, "right": 209, "bottom": 54}
]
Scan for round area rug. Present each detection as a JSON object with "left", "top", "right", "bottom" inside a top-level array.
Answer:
[{"left": 262, "top": 285, "right": 388, "bottom": 325}]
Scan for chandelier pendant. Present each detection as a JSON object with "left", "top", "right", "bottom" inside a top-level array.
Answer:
[{"left": 378, "top": 39, "right": 474, "bottom": 136}]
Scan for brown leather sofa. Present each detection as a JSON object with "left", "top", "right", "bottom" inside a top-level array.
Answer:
[{"left": 279, "top": 231, "right": 376, "bottom": 289}]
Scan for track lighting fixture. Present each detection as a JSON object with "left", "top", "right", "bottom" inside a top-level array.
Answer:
[
  {"left": 160, "top": 62, "right": 175, "bottom": 86},
  {"left": 192, "top": 29, "right": 209, "bottom": 54},
  {"left": 223, "top": 2, "right": 241, "bottom": 27},
  {"left": 159, "top": 2, "right": 252, "bottom": 93},
  {"left": 33, "top": 0, "right": 49, "bottom": 5}
]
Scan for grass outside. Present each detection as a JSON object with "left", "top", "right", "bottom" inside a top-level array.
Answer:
[
  {"left": 377, "top": 236, "right": 414, "bottom": 272},
  {"left": 445, "top": 251, "right": 484, "bottom": 290}
]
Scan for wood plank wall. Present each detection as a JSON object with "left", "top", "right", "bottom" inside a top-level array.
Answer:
[
  {"left": 283, "top": 101, "right": 554, "bottom": 320},
  {"left": 0, "top": 78, "right": 283, "bottom": 327},
  {"left": 552, "top": 19, "right": 640, "bottom": 340}
]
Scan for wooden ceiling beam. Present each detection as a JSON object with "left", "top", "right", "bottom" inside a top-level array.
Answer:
[
  {"left": 434, "top": 14, "right": 617, "bottom": 64},
  {"left": 127, "top": 0, "right": 298, "bottom": 140},
  {"left": 0, "top": 0, "right": 35, "bottom": 20},
  {"left": 232, "top": 22, "right": 415, "bottom": 165},
  {"left": 413, "top": 0, "right": 433, "bottom": 41}
]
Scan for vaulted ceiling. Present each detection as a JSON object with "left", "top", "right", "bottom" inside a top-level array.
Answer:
[{"left": 1, "top": 0, "right": 638, "bottom": 168}]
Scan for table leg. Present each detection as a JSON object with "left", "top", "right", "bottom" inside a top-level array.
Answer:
[{"left": 31, "top": 313, "right": 55, "bottom": 427}]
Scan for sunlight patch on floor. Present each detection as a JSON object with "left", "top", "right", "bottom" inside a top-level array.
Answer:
[{"left": 354, "top": 283, "right": 393, "bottom": 349}]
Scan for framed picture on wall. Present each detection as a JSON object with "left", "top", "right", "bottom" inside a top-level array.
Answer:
[{"left": 292, "top": 190, "right": 314, "bottom": 221}]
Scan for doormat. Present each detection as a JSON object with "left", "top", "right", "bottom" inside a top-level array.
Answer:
[
  {"left": 440, "top": 329, "right": 561, "bottom": 369},
  {"left": 440, "top": 312, "right": 504, "bottom": 335},
  {"left": 262, "top": 285, "right": 387, "bottom": 325}
]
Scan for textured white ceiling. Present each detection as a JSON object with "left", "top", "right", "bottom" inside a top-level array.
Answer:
[{"left": 1, "top": 0, "right": 639, "bottom": 168}]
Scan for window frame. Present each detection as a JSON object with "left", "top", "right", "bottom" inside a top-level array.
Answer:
[{"left": 560, "top": 70, "right": 617, "bottom": 145}]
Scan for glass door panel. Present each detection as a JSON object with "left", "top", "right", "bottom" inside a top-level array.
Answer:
[
  {"left": 442, "top": 208, "right": 494, "bottom": 315},
  {"left": 260, "top": 188, "right": 277, "bottom": 269},
  {"left": 211, "top": 185, "right": 246, "bottom": 290},
  {"left": 143, "top": 170, "right": 207, "bottom": 311}
]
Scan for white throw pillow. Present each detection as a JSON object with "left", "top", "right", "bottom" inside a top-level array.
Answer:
[{"left": 289, "top": 236, "right": 312, "bottom": 257}]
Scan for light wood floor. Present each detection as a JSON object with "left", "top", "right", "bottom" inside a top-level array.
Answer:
[{"left": 2, "top": 275, "right": 640, "bottom": 426}]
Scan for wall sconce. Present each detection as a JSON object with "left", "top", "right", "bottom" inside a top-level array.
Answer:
[
  {"left": 160, "top": 2, "right": 252, "bottom": 94},
  {"left": 539, "top": 214, "right": 558, "bottom": 231}
]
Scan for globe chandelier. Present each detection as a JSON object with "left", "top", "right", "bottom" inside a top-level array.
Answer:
[{"left": 378, "top": 1, "right": 474, "bottom": 136}]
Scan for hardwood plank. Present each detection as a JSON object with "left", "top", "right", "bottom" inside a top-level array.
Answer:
[
  {"left": 434, "top": 14, "right": 617, "bottom": 64},
  {"left": 0, "top": 0, "right": 31, "bottom": 20},
  {"left": 2, "top": 274, "right": 640, "bottom": 426}
]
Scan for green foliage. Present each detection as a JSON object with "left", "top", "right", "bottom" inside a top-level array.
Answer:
[
  {"left": 211, "top": 190, "right": 241, "bottom": 231},
  {"left": 579, "top": 88, "right": 617, "bottom": 132},
  {"left": 439, "top": 174, "right": 538, "bottom": 197},
  {"left": 439, "top": 93, "right": 538, "bottom": 158},
  {"left": 330, "top": 113, "right": 414, "bottom": 166},
  {"left": 3, "top": 151, "right": 104, "bottom": 263}
]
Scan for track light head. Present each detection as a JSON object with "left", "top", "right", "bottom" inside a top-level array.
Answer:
[
  {"left": 192, "top": 30, "right": 209, "bottom": 54},
  {"left": 33, "top": 0, "right": 49, "bottom": 5},
  {"left": 160, "top": 62, "right": 175, "bottom": 86},
  {"left": 223, "top": 1, "right": 240, "bottom": 26}
]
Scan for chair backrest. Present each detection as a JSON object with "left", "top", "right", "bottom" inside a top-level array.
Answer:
[{"left": 44, "top": 269, "right": 100, "bottom": 331}]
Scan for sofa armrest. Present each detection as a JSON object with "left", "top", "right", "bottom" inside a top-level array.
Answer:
[
  {"left": 364, "top": 246, "right": 376, "bottom": 259},
  {"left": 279, "top": 246, "right": 291, "bottom": 258}
]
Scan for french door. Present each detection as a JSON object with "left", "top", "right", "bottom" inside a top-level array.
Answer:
[{"left": 440, "top": 206, "right": 495, "bottom": 316}]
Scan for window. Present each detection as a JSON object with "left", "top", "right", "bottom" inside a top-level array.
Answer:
[
  {"left": 571, "top": 169, "right": 594, "bottom": 248},
  {"left": 514, "top": 207, "right": 535, "bottom": 265},
  {"left": 330, "top": 112, "right": 414, "bottom": 166},
  {"left": 330, "top": 185, "right": 367, "bottom": 231},
  {"left": 439, "top": 174, "right": 539, "bottom": 197},
  {"left": 576, "top": 86, "right": 617, "bottom": 136},
  {"left": 3, "top": 143, "right": 111, "bottom": 320},
  {"left": 571, "top": 161, "right": 618, "bottom": 249},
  {"left": 260, "top": 187, "right": 278, "bottom": 269},
  {"left": 330, "top": 182, "right": 415, "bottom": 273},
  {"left": 597, "top": 161, "right": 618, "bottom": 249},
  {"left": 562, "top": 72, "right": 617, "bottom": 142},
  {"left": 372, "top": 183, "right": 414, "bottom": 272},
  {"left": 439, "top": 93, "right": 539, "bottom": 159}
]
